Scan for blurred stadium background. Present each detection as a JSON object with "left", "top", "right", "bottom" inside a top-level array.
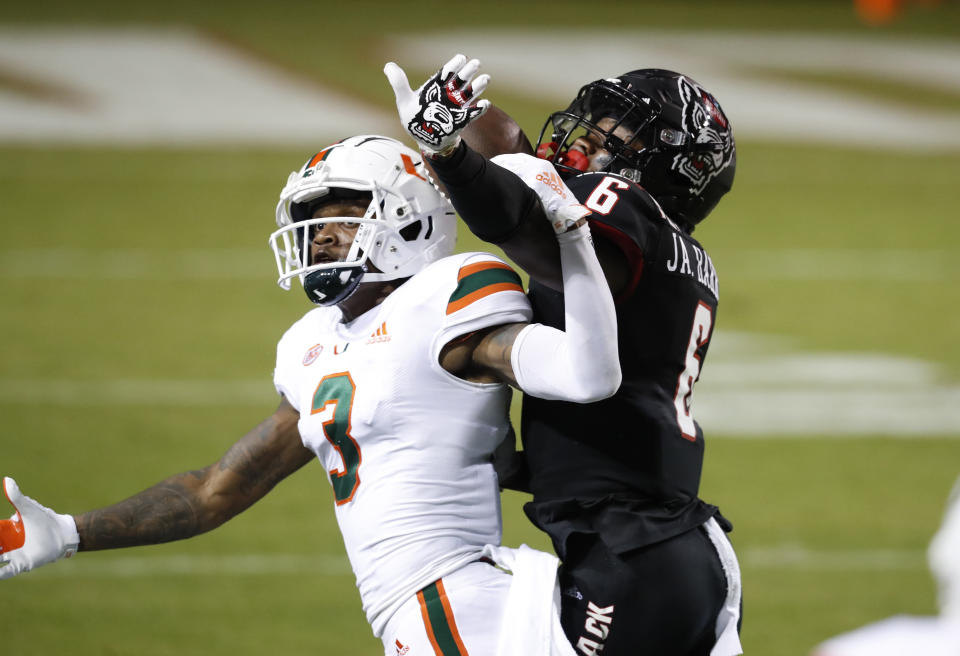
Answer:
[{"left": 1, "top": 1, "right": 958, "bottom": 654}]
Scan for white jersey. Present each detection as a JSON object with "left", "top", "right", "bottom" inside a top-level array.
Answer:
[
  {"left": 273, "top": 252, "right": 531, "bottom": 637},
  {"left": 811, "top": 616, "right": 960, "bottom": 656},
  {"left": 814, "top": 475, "right": 960, "bottom": 656}
]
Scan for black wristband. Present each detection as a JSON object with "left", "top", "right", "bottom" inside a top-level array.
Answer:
[
  {"left": 430, "top": 142, "right": 538, "bottom": 244},
  {"left": 426, "top": 140, "right": 475, "bottom": 183}
]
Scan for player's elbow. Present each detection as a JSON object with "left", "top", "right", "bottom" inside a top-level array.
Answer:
[
  {"left": 567, "top": 366, "right": 622, "bottom": 404},
  {"left": 512, "top": 326, "right": 621, "bottom": 402},
  {"left": 598, "top": 367, "right": 623, "bottom": 400},
  {"left": 196, "top": 468, "right": 253, "bottom": 530}
]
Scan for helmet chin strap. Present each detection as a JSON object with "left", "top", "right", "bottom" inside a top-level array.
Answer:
[
  {"left": 360, "top": 269, "right": 401, "bottom": 283},
  {"left": 303, "top": 263, "right": 411, "bottom": 311}
]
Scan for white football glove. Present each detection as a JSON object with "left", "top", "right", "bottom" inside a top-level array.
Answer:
[
  {"left": 490, "top": 153, "right": 592, "bottom": 234},
  {"left": 384, "top": 54, "right": 491, "bottom": 156},
  {"left": 0, "top": 477, "right": 79, "bottom": 579}
]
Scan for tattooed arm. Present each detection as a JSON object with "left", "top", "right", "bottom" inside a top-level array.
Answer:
[{"left": 75, "top": 397, "right": 311, "bottom": 551}]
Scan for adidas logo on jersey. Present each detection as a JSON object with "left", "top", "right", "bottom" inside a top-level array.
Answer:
[
  {"left": 394, "top": 639, "right": 409, "bottom": 655},
  {"left": 367, "top": 322, "right": 391, "bottom": 345},
  {"left": 535, "top": 169, "right": 568, "bottom": 199}
]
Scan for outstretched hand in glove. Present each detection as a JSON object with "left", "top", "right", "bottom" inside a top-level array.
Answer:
[
  {"left": 0, "top": 476, "right": 79, "bottom": 579},
  {"left": 384, "top": 54, "right": 490, "bottom": 156}
]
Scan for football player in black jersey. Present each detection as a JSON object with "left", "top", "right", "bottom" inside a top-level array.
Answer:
[{"left": 387, "top": 57, "right": 742, "bottom": 655}]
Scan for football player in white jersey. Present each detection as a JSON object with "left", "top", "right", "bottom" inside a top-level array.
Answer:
[
  {"left": 0, "top": 134, "right": 619, "bottom": 656},
  {"left": 810, "top": 475, "right": 960, "bottom": 656}
]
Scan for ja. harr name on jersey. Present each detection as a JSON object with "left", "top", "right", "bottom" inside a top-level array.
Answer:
[{"left": 665, "top": 232, "right": 718, "bottom": 299}]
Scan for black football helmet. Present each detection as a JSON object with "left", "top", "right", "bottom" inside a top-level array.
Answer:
[{"left": 536, "top": 69, "right": 736, "bottom": 230}]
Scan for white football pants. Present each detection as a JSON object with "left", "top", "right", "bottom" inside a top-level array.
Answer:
[{"left": 380, "top": 560, "right": 512, "bottom": 656}]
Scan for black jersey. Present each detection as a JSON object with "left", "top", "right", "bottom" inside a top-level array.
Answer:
[{"left": 521, "top": 171, "right": 722, "bottom": 556}]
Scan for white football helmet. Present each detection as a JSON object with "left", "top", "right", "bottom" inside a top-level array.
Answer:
[{"left": 270, "top": 135, "right": 456, "bottom": 305}]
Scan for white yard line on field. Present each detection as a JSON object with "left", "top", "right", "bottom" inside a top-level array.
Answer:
[
  {"left": 715, "top": 249, "right": 956, "bottom": 283},
  {"left": 393, "top": 30, "right": 960, "bottom": 151},
  {"left": 12, "top": 545, "right": 926, "bottom": 579},
  {"left": 1, "top": 248, "right": 953, "bottom": 282},
  {"left": 697, "top": 388, "right": 960, "bottom": 436},
  {"left": 0, "top": 27, "right": 396, "bottom": 145},
  {"left": 0, "top": 28, "right": 958, "bottom": 148},
  {"left": 18, "top": 553, "right": 354, "bottom": 578},
  {"left": 0, "top": 378, "right": 269, "bottom": 406},
  {"left": 742, "top": 544, "right": 926, "bottom": 570},
  {"left": 696, "top": 332, "right": 960, "bottom": 436},
  {"left": 0, "top": 331, "right": 957, "bottom": 434},
  {"left": 0, "top": 248, "right": 267, "bottom": 280},
  {"left": 1, "top": 356, "right": 958, "bottom": 435}
]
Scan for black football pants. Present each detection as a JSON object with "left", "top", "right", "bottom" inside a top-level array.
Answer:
[{"left": 558, "top": 524, "right": 734, "bottom": 655}]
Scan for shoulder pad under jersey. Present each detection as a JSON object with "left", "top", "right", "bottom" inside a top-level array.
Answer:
[{"left": 429, "top": 253, "right": 532, "bottom": 363}]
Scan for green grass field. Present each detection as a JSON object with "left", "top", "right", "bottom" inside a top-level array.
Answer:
[{"left": 2, "top": 2, "right": 959, "bottom": 654}]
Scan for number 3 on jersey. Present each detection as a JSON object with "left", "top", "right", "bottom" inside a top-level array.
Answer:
[
  {"left": 674, "top": 302, "right": 713, "bottom": 441},
  {"left": 311, "top": 372, "right": 361, "bottom": 505}
]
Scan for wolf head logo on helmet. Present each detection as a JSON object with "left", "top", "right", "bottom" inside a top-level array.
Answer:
[
  {"left": 536, "top": 69, "right": 736, "bottom": 231},
  {"left": 270, "top": 135, "right": 457, "bottom": 305},
  {"left": 672, "top": 76, "right": 736, "bottom": 198}
]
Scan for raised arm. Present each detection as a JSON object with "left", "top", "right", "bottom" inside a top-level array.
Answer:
[
  {"left": 459, "top": 104, "right": 533, "bottom": 160},
  {"left": 384, "top": 55, "right": 629, "bottom": 294},
  {"left": 429, "top": 142, "right": 568, "bottom": 289},
  {"left": 386, "top": 55, "right": 621, "bottom": 402},
  {"left": 441, "top": 211, "right": 621, "bottom": 403},
  {"left": 1, "top": 397, "right": 311, "bottom": 577}
]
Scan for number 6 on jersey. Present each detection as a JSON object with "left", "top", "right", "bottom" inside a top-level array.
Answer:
[{"left": 674, "top": 302, "right": 713, "bottom": 441}]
